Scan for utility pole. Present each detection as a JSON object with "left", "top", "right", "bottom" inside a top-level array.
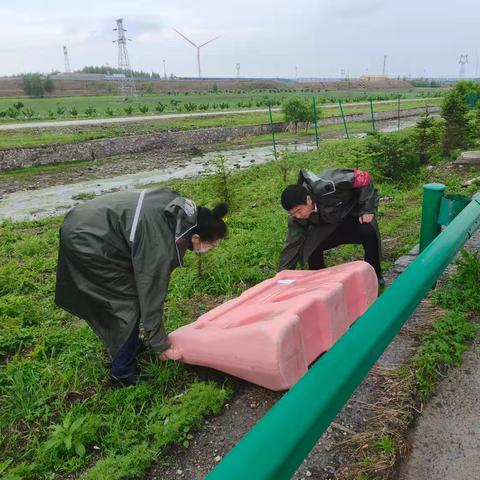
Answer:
[
  {"left": 163, "top": 59, "right": 167, "bottom": 80},
  {"left": 382, "top": 55, "right": 387, "bottom": 76},
  {"left": 112, "top": 18, "right": 137, "bottom": 97},
  {"left": 236, "top": 62, "right": 241, "bottom": 78},
  {"left": 63, "top": 46, "right": 71, "bottom": 73}
]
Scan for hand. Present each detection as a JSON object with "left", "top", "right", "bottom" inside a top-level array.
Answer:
[
  {"left": 159, "top": 347, "right": 183, "bottom": 361},
  {"left": 359, "top": 213, "right": 374, "bottom": 224}
]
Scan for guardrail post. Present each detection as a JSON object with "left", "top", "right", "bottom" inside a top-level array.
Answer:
[{"left": 419, "top": 183, "right": 446, "bottom": 252}]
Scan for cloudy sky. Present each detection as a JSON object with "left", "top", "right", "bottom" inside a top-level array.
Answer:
[{"left": 0, "top": 0, "right": 478, "bottom": 79}]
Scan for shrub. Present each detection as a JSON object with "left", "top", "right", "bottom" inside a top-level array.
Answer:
[
  {"left": 13, "top": 102, "right": 24, "bottom": 111},
  {"left": 5, "top": 107, "right": 19, "bottom": 119},
  {"left": 84, "top": 106, "right": 97, "bottom": 116},
  {"left": 124, "top": 105, "right": 134, "bottom": 115},
  {"left": 56, "top": 106, "right": 66, "bottom": 116},
  {"left": 154, "top": 102, "right": 166, "bottom": 113},
  {"left": 22, "top": 107, "right": 35, "bottom": 119},
  {"left": 105, "top": 107, "right": 114, "bottom": 116},
  {"left": 365, "top": 132, "right": 420, "bottom": 182},
  {"left": 184, "top": 102, "right": 198, "bottom": 112},
  {"left": 138, "top": 104, "right": 149, "bottom": 114},
  {"left": 68, "top": 106, "right": 78, "bottom": 117}
]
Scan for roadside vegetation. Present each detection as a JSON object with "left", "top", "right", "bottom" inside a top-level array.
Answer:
[
  {"left": 0, "top": 88, "right": 445, "bottom": 124},
  {"left": 0, "top": 98, "right": 440, "bottom": 151},
  {"left": 0, "top": 81, "right": 479, "bottom": 479}
]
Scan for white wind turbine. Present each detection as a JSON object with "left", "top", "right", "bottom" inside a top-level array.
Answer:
[{"left": 173, "top": 28, "right": 220, "bottom": 79}]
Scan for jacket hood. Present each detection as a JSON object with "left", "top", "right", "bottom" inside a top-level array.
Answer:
[{"left": 165, "top": 196, "right": 197, "bottom": 266}]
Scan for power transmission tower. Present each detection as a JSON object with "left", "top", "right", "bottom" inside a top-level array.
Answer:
[
  {"left": 236, "top": 62, "right": 240, "bottom": 78},
  {"left": 113, "top": 18, "right": 137, "bottom": 97},
  {"left": 174, "top": 29, "right": 219, "bottom": 78},
  {"left": 382, "top": 55, "right": 387, "bottom": 76},
  {"left": 63, "top": 46, "right": 71, "bottom": 73},
  {"left": 459, "top": 54, "right": 468, "bottom": 79}
]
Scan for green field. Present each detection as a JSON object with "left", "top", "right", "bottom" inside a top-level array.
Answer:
[
  {"left": 0, "top": 88, "right": 446, "bottom": 124},
  {"left": 0, "top": 98, "right": 441, "bottom": 150},
  {"left": 1, "top": 129, "right": 478, "bottom": 478}
]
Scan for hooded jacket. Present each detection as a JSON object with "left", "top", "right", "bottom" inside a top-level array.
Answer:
[
  {"left": 279, "top": 168, "right": 381, "bottom": 270},
  {"left": 55, "top": 188, "right": 197, "bottom": 358}
]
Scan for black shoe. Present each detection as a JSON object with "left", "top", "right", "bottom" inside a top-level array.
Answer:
[{"left": 110, "top": 374, "right": 139, "bottom": 388}]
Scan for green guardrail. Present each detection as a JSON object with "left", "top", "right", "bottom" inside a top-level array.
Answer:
[{"left": 206, "top": 187, "right": 480, "bottom": 480}]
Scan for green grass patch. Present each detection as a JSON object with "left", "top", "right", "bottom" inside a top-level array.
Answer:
[
  {"left": 413, "top": 251, "right": 480, "bottom": 398},
  {"left": 0, "top": 134, "right": 476, "bottom": 478}
]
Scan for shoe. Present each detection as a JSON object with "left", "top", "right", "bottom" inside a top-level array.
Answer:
[
  {"left": 110, "top": 374, "right": 139, "bottom": 388},
  {"left": 377, "top": 276, "right": 386, "bottom": 289}
]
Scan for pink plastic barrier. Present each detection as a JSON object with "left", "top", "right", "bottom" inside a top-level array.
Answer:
[{"left": 164, "top": 261, "right": 378, "bottom": 390}]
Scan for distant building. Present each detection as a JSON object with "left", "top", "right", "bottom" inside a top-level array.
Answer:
[{"left": 360, "top": 75, "right": 388, "bottom": 81}]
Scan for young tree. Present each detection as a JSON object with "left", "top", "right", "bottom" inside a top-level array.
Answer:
[
  {"left": 282, "top": 97, "right": 310, "bottom": 133},
  {"left": 413, "top": 111, "right": 440, "bottom": 164},
  {"left": 441, "top": 90, "right": 470, "bottom": 155}
]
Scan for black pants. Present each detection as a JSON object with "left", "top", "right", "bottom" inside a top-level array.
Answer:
[
  {"left": 111, "top": 322, "right": 142, "bottom": 379},
  {"left": 307, "top": 216, "right": 382, "bottom": 277}
]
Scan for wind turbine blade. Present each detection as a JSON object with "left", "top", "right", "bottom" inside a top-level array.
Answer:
[
  {"left": 199, "top": 36, "right": 220, "bottom": 48},
  {"left": 173, "top": 28, "right": 198, "bottom": 48}
]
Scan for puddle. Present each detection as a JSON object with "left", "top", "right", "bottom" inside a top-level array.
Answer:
[{"left": 0, "top": 116, "right": 425, "bottom": 222}]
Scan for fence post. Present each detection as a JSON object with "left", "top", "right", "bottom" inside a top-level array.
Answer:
[
  {"left": 419, "top": 183, "right": 446, "bottom": 252},
  {"left": 397, "top": 95, "right": 401, "bottom": 131},
  {"left": 369, "top": 97, "right": 375, "bottom": 132},
  {"left": 268, "top": 103, "right": 277, "bottom": 157},
  {"left": 338, "top": 99, "right": 349, "bottom": 139},
  {"left": 312, "top": 97, "right": 320, "bottom": 148}
]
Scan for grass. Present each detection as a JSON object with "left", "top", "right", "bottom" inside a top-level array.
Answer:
[
  {"left": 0, "top": 98, "right": 440, "bottom": 151},
  {"left": 0, "top": 134, "right": 478, "bottom": 479}
]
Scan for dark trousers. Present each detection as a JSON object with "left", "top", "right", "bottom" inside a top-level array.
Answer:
[
  {"left": 111, "top": 322, "right": 141, "bottom": 379},
  {"left": 307, "top": 216, "right": 382, "bottom": 277}
]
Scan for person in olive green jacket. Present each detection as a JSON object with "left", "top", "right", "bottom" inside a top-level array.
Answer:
[
  {"left": 55, "top": 188, "right": 228, "bottom": 386},
  {"left": 279, "top": 168, "right": 384, "bottom": 286}
]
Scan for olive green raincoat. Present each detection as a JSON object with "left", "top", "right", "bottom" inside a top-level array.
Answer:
[
  {"left": 279, "top": 168, "right": 381, "bottom": 270},
  {"left": 55, "top": 188, "right": 197, "bottom": 358}
]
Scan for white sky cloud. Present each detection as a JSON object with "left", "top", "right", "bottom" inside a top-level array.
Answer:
[{"left": 0, "top": 0, "right": 478, "bottom": 78}]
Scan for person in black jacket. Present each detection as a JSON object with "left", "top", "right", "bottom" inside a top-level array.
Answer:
[{"left": 279, "top": 168, "right": 384, "bottom": 286}]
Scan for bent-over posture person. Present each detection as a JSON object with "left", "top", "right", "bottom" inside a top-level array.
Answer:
[
  {"left": 55, "top": 188, "right": 228, "bottom": 386},
  {"left": 279, "top": 168, "right": 384, "bottom": 287}
]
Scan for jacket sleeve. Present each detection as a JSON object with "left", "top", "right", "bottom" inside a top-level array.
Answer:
[
  {"left": 352, "top": 169, "right": 379, "bottom": 215},
  {"left": 131, "top": 222, "right": 173, "bottom": 354},
  {"left": 278, "top": 217, "right": 307, "bottom": 271}
]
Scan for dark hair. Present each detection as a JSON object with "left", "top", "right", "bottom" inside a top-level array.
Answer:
[
  {"left": 194, "top": 203, "right": 228, "bottom": 241},
  {"left": 281, "top": 184, "right": 309, "bottom": 210}
]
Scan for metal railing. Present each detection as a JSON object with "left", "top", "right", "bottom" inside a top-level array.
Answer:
[{"left": 206, "top": 187, "right": 480, "bottom": 480}]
